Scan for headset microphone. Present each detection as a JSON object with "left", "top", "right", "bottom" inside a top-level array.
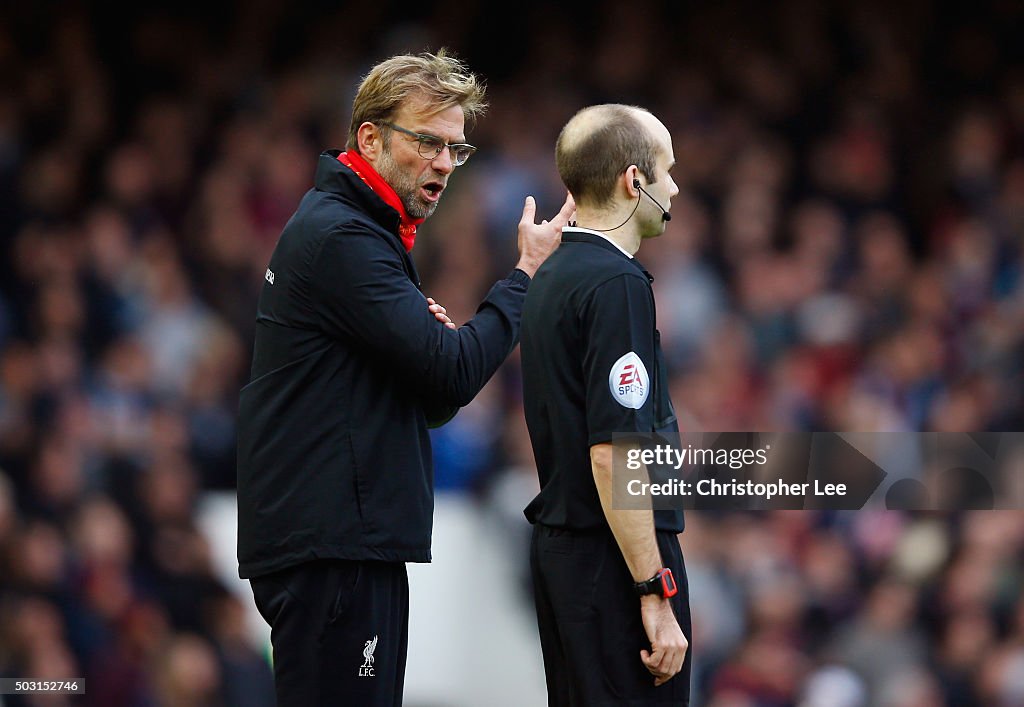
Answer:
[
  {"left": 633, "top": 179, "right": 672, "bottom": 221},
  {"left": 587, "top": 177, "right": 673, "bottom": 231}
]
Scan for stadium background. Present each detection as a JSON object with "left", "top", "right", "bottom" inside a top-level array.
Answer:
[{"left": 2, "top": 0, "right": 1024, "bottom": 705}]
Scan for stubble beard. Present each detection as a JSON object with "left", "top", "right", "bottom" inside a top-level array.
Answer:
[
  {"left": 376, "top": 147, "right": 438, "bottom": 220},
  {"left": 641, "top": 197, "right": 669, "bottom": 239}
]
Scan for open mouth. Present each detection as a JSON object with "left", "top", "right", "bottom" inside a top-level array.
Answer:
[{"left": 421, "top": 181, "right": 445, "bottom": 202}]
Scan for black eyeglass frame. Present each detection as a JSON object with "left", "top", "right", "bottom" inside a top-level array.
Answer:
[{"left": 379, "top": 122, "right": 477, "bottom": 166}]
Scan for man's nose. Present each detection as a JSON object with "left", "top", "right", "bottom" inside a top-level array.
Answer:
[{"left": 432, "top": 148, "right": 455, "bottom": 175}]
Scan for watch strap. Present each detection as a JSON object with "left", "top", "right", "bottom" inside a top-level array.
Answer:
[{"left": 633, "top": 568, "right": 678, "bottom": 598}]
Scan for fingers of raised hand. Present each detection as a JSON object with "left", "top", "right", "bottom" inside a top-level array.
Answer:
[{"left": 519, "top": 196, "right": 536, "bottom": 225}]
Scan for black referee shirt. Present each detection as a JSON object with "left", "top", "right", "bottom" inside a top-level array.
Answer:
[{"left": 521, "top": 227, "right": 684, "bottom": 532}]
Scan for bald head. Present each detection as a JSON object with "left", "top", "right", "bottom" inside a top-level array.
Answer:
[{"left": 556, "top": 104, "right": 662, "bottom": 208}]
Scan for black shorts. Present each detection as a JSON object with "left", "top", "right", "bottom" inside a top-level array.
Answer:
[
  {"left": 530, "top": 525, "right": 692, "bottom": 707},
  {"left": 250, "top": 559, "right": 409, "bottom": 707}
]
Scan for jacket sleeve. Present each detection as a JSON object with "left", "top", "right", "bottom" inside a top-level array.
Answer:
[{"left": 310, "top": 224, "right": 529, "bottom": 408}]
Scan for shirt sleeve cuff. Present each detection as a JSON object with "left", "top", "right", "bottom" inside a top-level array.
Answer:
[
  {"left": 508, "top": 268, "right": 532, "bottom": 287},
  {"left": 588, "top": 427, "right": 655, "bottom": 446}
]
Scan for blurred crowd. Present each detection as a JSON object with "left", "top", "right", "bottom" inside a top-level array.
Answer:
[{"left": 1, "top": 0, "right": 1023, "bottom": 705}]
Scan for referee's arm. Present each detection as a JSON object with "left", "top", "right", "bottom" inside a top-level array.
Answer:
[
  {"left": 582, "top": 272, "right": 688, "bottom": 686},
  {"left": 591, "top": 443, "right": 688, "bottom": 686}
]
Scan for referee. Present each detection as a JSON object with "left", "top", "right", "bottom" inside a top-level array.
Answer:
[{"left": 521, "top": 104, "right": 691, "bottom": 706}]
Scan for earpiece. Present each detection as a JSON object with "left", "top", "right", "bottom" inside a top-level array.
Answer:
[{"left": 633, "top": 178, "right": 641, "bottom": 189}]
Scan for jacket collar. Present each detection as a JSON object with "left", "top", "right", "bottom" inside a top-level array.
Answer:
[
  {"left": 314, "top": 150, "right": 422, "bottom": 286},
  {"left": 315, "top": 150, "right": 400, "bottom": 228},
  {"left": 336, "top": 150, "right": 422, "bottom": 252}
]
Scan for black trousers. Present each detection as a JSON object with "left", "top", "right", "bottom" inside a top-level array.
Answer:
[
  {"left": 531, "top": 525, "right": 692, "bottom": 707},
  {"left": 250, "top": 560, "right": 409, "bottom": 706}
]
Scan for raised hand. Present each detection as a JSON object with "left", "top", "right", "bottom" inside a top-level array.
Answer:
[{"left": 515, "top": 193, "right": 575, "bottom": 278}]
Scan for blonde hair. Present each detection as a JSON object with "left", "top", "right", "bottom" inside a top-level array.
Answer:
[{"left": 346, "top": 49, "right": 487, "bottom": 151}]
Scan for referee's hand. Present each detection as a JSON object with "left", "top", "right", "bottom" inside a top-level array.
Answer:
[
  {"left": 639, "top": 595, "right": 688, "bottom": 686},
  {"left": 515, "top": 193, "right": 575, "bottom": 278}
]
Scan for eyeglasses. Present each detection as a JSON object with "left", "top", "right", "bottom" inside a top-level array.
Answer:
[{"left": 380, "top": 122, "right": 477, "bottom": 167}]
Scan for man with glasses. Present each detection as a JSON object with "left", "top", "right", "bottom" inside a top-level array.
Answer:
[{"left": 237, "top": 50, "right": 573, "bottom": 706}]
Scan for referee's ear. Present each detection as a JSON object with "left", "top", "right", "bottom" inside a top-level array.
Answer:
[{"left": 623, "top": 165, "right": 642, "bottom": 198}]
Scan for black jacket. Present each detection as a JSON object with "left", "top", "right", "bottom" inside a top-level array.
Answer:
[{"left": 237, "top": 150, "right": 530, "bottom": 578}]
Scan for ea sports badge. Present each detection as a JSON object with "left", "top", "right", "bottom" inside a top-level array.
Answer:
[{"left": 608, "top": 352, "right": 649, "bottom": 409}]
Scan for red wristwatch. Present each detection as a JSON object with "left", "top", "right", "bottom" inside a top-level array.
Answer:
[{"left": 633, "top": 568, "right": 678, "bottom": 598}]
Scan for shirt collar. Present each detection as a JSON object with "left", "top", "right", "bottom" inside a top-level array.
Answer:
[
  {"left": 560, "top": 227, "right": 652, "bottom": 283},
  {"left": 561, "top": 226, "right": 634, "bottom": 259}
]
